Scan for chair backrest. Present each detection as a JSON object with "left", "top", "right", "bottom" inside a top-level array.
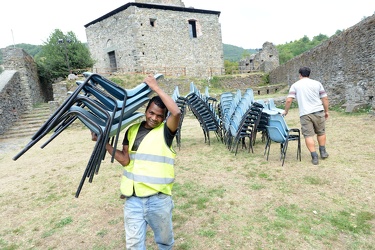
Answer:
[
  {"left": 268, "top": 98, "right": 284, "bottom": 113},
  {"left": 255, "top": 99, "right": 279, "bottom": 115},
  {"left": 270, "top": 114, "right": 289, "bottom": 131},
  {"left": 83, "top": 72, "right": 162, "bottom": 100},
  {"left": 268, "top": 119, "right": 287, "bottom": 137},
  {"left": 266, "top": 125, "right": 286, "bottom": 143},
  {"left": 242, "top": 93, "right": 253, "bottom": 106},
  {"left": 245, "top": 88, "right": 254, "bottom": 96}
]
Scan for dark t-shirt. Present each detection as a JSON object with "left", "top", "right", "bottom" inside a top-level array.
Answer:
[{"left": 122, "top": 121, "right": 175, "bottom": 151}]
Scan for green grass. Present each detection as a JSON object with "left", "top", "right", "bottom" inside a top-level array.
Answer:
[{"left": 0, "top": 108, "right": 374, "bottom": 249}]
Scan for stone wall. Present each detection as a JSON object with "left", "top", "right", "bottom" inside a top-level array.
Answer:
[
  {"left": 239, "top": 42, "right": 279, "bottom": 73},
  {"left": 0, "top": 70, "right": 28, "bottom": 134},
  {"left": 269, "top": 14, "right": 375, "bottom": 109},
  {"left": 0, "top": 48, "right": 50, "bottom": 135},
  {"left": 1, "top": 47, "right": 46, "bottom": 109},
  {"left": 85, "top": 2, "right": 224, "bottom": 78}
]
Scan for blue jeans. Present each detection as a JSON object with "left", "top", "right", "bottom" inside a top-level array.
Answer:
[{"left": 124, "top": 193, "right": 174, "bottom": 250}]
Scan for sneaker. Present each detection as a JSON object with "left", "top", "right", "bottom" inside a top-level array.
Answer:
[
  {"left": 320, "top": 149, "right": 329, "bottom": 159},
  {"left": 312, "top": 155, "right": 319, "bottom": 165}
]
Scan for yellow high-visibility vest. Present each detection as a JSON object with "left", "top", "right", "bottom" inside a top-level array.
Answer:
[{"left": 120, "top": 122, "right": 176, "bottom": 197}]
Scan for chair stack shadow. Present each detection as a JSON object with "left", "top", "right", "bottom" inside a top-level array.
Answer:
[{"left": 12, "top": 72, "right": 163, "bottom": 197}]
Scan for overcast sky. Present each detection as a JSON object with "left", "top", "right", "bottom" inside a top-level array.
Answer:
[{"left": 1, "top": 0, "right": 374, "bottom": 49}]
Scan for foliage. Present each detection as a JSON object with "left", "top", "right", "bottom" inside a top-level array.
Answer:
[
  {"left": 223, "top": 44, "right": 257, "bottom": 62},
  {"left": 0, "top": 44, "right": 42, "bottom": 65},
  {"left": 277, "top": 34, "right": 330, "bottom": 64},
  {"left": 261, "top": 73, "right": 270, "bottom": 84},
  {"left": 224, "top": 60, "right": 239, "bottom": 75},
  {"left": 13, "top": 43, "right": 42, "bottom": 57},
  {"left": 35, "top": 29, "right": 94, "bottom": 81}
]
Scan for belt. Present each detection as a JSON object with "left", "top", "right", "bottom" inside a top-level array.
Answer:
[{"left": 120, "top": 193, "right": 162, "bottom": 199}]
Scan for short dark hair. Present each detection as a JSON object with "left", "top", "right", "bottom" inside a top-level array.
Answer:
[
  {"left": 299, "top": 67, "right": 311, "bottom": 77},
  {"left": 146, "top": 96, "right": 168, "bottom": 117}
]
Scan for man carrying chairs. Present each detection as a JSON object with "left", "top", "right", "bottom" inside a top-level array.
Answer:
[{"left": 92, "top": 74, "right": 181, "bottom": 249}]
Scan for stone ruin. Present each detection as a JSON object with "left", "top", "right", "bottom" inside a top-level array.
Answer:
[{"left": 239, "top": 42, "right": 279, "bottom": 73}]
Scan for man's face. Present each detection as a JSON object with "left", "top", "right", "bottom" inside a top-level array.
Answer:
[{"left": 144, "top": 102, "right": 166, "bottom": 129}]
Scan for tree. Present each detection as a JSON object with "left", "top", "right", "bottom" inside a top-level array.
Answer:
[
  {"left": 276, "top": 33, "right": 329, "bottom": 64},
  {"left": 35, "top": 29, "right": 94, "bottom": 80},
  {"left": 224, "top": 60, "right": 239, "bottom": 75}
]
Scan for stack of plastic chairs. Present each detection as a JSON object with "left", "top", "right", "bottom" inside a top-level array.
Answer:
[
  {"left": 252, "top": 100, "right": 272, "bottom": 143},
  {"left": 243, "top": 88, "right": 255, "bottom": 105},
  {"left": 264, "top": 113, "right": 301, "bottom": 166},
  {"left": 13, "top": 73, "right": 163, "bottom": 197},
  {"left": 221, "top": 89, "right": 242, "bottom": 144},
  {"left": 225, "top": 94, "right": 263, "bottom": 154},
  {"left": 172, "top": 86, "right": 188, "bottom": 149},
  {"left": 203, "top": 86, "right": 220, "bottom": 123},
  {"left": 185, "top": 82, "right": 222, "bottom": 145}
]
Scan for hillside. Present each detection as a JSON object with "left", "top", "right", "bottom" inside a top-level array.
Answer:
[
  {"left": 0, "top": 43, "right": 256, "bottom": 65},
  {"left": 223, "top": 43, "right": 257, "bottom": 62}
]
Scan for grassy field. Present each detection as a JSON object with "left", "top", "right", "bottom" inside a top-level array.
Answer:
[{"left": 0, "top": 106, "right": 374, "bottom": 249}]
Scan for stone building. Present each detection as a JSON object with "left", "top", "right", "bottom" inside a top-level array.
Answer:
[
  {"left": 239, "top": 42, "right": 279, "bottom": 73},
  {"left": 84, "top": 0, "right": 224, "bottom": 77}
]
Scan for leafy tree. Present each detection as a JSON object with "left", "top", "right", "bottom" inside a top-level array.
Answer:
[
  {"left": 276, "top": 34, "right": 329, "bottom": 65},
  {"left": 335, "top": 29, "right": 343, "bottom": 35},
  {"left": 224, "top": 60, "right": 239, "bottom": 75},
  {"left": 35, "top": 29, "right": 94, "bottom": 80},
  {"left": 13, "top": 43, "right": 43, "bottom": 57}
]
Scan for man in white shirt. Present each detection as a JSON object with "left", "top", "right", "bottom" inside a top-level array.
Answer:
[{"left": 283, "top": 67, "right": 329, "bottom": 165}]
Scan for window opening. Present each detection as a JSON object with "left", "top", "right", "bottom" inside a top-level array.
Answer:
[
  {"left": 150, "top": 18, "right": 156, "bottom": 27},
  {"left": 108, "top": 51, "right": 117, "bottom": 72},
  {"left": 188, "top": 20, "right": 197, "bottom": 38}
]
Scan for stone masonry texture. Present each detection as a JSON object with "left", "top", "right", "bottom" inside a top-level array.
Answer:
[
  {"left": 0, "top": 48, "right": 47, "bottom": 135},
  {"left": 269, "top": 14, "right": 375, "bottom": 108},
  {"left": 84, "top": 1, "right": 224, "bottom": 77}
]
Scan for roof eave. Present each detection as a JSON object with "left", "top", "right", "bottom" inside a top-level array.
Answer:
[{"left": 84, "top": 2, "right": 221, "bottom": 28}]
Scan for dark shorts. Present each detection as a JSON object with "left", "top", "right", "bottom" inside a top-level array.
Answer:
[{"left": 300, "top": 111, "right": 326, "bottom": 137}]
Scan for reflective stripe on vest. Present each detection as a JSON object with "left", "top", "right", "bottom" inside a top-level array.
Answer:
[
  {"left": 129, "top": 153, "right": 175, "bottom": 165},
  {"left": 123, "top": 170, "right": 174, "bottom": 184}
]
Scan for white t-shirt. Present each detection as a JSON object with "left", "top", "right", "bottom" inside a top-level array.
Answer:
[{"left": 287, "top": 78, "right": 327, "bottom": 117}]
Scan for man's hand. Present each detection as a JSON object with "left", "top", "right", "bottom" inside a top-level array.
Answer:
[
  {"left": 281, "top": 110, "right": 288, "bottom": 116},
  {"left": 91, "top": 131, "right": 98, "bottom": 141},
  {"left": 144, "top": 75, "right": 159, "bottom": 91},
  {"left": 324, "top": 111, "right": 329, "bottom": 120}
]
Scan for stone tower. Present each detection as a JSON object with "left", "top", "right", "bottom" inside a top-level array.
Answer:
[{"left": 84, "top": 2, "right": 224, "bottom": 77}]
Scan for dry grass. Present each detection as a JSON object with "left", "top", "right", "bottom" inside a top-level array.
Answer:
[{"left": 0, "top": 108, "right": 374, "bottom": 250}]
